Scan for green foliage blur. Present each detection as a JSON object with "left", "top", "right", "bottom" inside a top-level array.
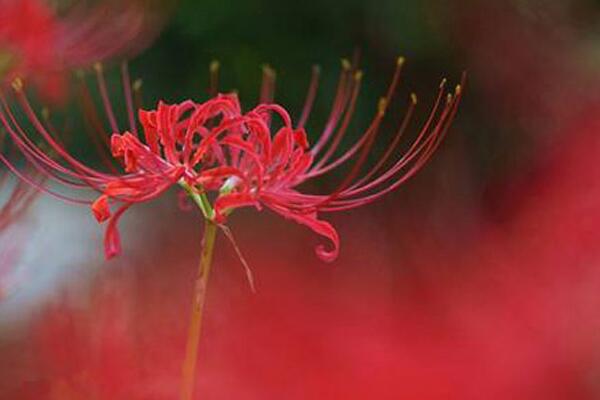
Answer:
[
  {"left": 48, "top": 0, "right": 600, "bottom": 192},
  {"left": 125, "top": 0, "right": 464, "bottom": 180}
]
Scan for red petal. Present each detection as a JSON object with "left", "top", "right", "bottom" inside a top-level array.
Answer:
[
  {"left": 91, "top": 195, "right": 111, "bottom": 223},
  {"left": 265, "top": 203, "right": 340, "bottom": 262},
  {"left": 213, "top": 193, "right": 259, "bottom": 223},
  {"left": 103, "top": 204, "right": 131, "bottom": 259},
  {"left": 294, "top": 128, "right": 309, "bottom": 149}
]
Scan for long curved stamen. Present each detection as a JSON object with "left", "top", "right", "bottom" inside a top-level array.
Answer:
[
  {"left": 307, "top": 76, "right": 445, "bottom": 183},
  {"left": 94, "top": 62, "right": 119, "bottom": 134},
  {"left": 339, "top": 77, "right": 463, "bottom": 200},
  {"left": 0, "top": 92, "right": 99, "bottom": 188},
  {"left": 0, "top": 152, "right": 92, "bottom": 205},
  {"left": 77, "top": 72, "right": 121, "bottom": 173},
  {"left": 308, "top": 98, "right": 388, "bottom": 209},
  {"left": 306, "top": 57, "right": 404, "bottom": 178},
  {"left": 347, "top": 93, "right": 417, "bottom": 190},
  {"left": 321, "top": 83, "right": 464, "bottom": 211},
  {"left": 296, "top": 65, "right": 320, "bottom": 129},
  {"left": 309, "top": 70, "right": 363, "bottom": 172},
  {"left": 209, "top": 60, "right": 220, "bottom": 98},
  {"left": 309, "top": 58, "right": 354, "bottom": 156},
  {"left": 133, "top": 78, "right": 144, "bottom": 111},
  {"left": 259, "top": 64, "right": 276, "bottom": 104},
  {"left": 12, "top": 81, "right": 110, "bottom": 179},
  {"left": 121, "top": 61, "right": 138, "bottom": 136}
]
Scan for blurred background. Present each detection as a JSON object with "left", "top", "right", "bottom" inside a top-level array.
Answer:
[{"left": 1, "top": 0, "right": 600, "bottom": 398}]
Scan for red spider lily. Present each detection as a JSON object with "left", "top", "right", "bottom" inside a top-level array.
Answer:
[
  {"left": 0, "top": 59, "right": 463, "bottom": 262},
  {"left": 0, "top": 0, "right": 171, "bottom": 102}
]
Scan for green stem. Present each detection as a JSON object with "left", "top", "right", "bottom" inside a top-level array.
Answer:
[
  {"left": 180, "top": 220, "right": 218, "bottom": 400},
  {"left": 180, "top": 181, "right": 214, "bottom": 220}
]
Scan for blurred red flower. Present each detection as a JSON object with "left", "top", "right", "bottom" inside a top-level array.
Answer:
[{"left": 0, "top": 0, "right": 171, "bottom": 102}]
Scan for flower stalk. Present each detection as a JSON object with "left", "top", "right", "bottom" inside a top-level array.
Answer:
[{"left": 180, "top": 217, "right": 218, "bottom": 400}]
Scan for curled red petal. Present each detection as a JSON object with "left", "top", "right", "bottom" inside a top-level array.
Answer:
[
  {"left": 104, "top": 224, "right": 121, "bottom": 259},
  {"left": 294, "top": 128, "right": 309, "bottom": 149},
  {"left": 213, "top": 193, "right": 260, "bottom": 223},
  {"left": 266, "top": 203, "right": 339, "bottom": 262},
  {"left": 103, "top": 203, "right": 131, "bottom": 260},
  {"left": 91, "top": 195, "right": 111, "bottom": 223}
]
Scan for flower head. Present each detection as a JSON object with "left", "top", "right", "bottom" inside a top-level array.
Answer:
[{"left": 0, "top": 59, "right": 463, "bottom": 261}]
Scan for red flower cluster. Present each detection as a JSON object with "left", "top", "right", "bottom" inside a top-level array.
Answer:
[
  {"left": 0, "top": 59, "right": 463, "bottom": 261},
  {"left": 0, "top": 0, "right": 61, "bottom": 98},
  {"left": 0, "top": 0, "right": 170, "bottom": 101}
]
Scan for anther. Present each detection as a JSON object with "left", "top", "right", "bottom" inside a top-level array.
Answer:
[
  {"left": 262, "top": 64, "right": 276, "bottom": 78},
  {"left": 133, "top": 79, "right": 143, "bottom": 92},
  {"left": 341, "top": 58, "right": 351, "bottom": 71},
  {"left": 41, "top": 107, "right": 50, "bottom": 121},
  {"left": 209, "top": 60, "right": 220, "bottom": 73},
  {"left": 378, "top": 98, "right": 388, "bottom": 116},
  {"left": 11, "top": 78, "right": 23, "bottom": 92}
]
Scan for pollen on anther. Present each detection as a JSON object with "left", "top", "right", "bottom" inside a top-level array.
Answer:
[
  {"left": 11, "top": 78, "right": 23, "bottom": 92},
  {"left": 210, "top": 60, "right": 220, "bottom": 73},
  {"left": 341, "top": 58, "right": 352, "bottom": 71},
  {"left": 133, "top": 79, "right": 143, "bottom": 91},
  {"left": 41, "top": 107, "right": 50, "bottom": 121},
  {"left": 377, "top": 97, "right": 388, "bottom": 116},
  {"left": 262, "top": 64, "right": 276, "bottom": 77},
  {"left": 410, "top": 93, "right": 418, "bottom": 104}
]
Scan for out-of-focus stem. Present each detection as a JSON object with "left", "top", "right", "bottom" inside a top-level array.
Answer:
[{"left": 180, "top": 220, "right": 218, "bottom": 400}]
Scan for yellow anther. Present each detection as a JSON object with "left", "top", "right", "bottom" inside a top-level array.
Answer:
[
  {"left": 341, "top": 58, "right": 351, "bottom": 71},
  {"left": 262, "top": 64, "right": 276, "bottom": 77},
  {"left": 396, "top": 56, "right": 405, "bottom": 67},
  {"left": 209, "top": 60, "right": 220, "bottom": 73},
  {"left": 133, "top": 79, "right": 143, "bottom": 91},
  {"left": 439, "top": 78, "right": 447, "bottom": 89},
  {"left": 11, "top": 78, "right": 23, "bottom": 92},
  {"left": 378, "top": 97, "right": 388, "bottom": 116},
  {"left": 41, "top": 107, "right": 50, "bottom": 120},
  {"left": 455, "top": 84, "right": 462, "bottom": 95},
  {"left": 354, "top": 70, "right": 364, "bottom": 81},
  {"left": 93, "top": 62, "right": 103, "bottom": 72},
  {"left": 410, "top": 93, "right": 418, "bottom": 104}
]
